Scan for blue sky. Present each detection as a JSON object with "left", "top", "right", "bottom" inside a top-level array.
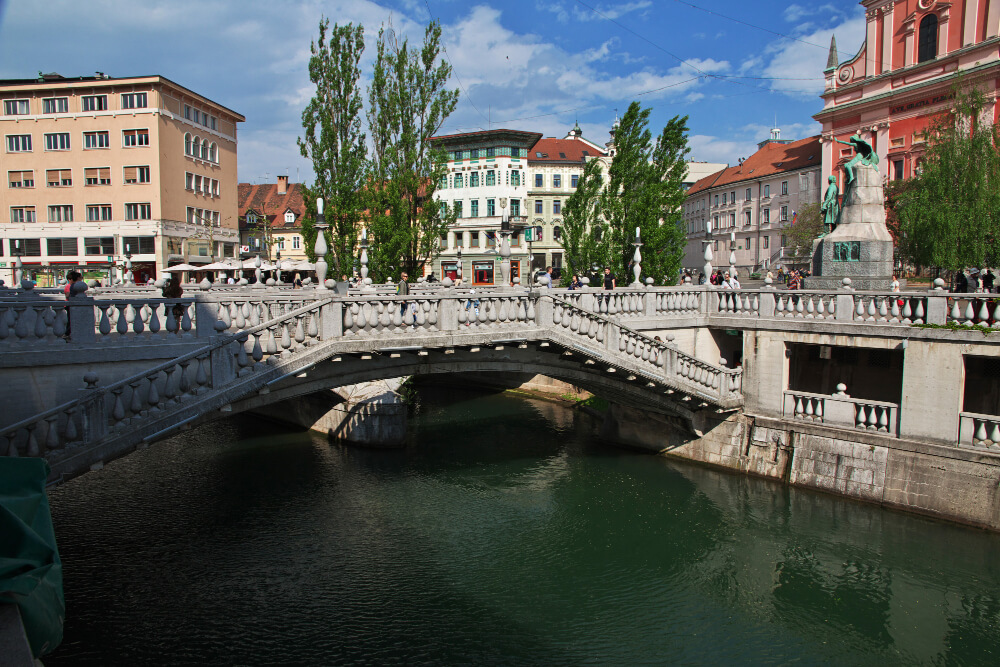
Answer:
[{"left": 0, "top": 0, "right": 866, "bottom": 184}]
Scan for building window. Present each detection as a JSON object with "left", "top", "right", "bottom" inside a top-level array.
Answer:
[
  {"left": 571, "top": 174, "right": 579, "bottom": 188},
  {"left": 780, "top": 206, "right": 788, "bottom": 221},
  {"left": 48, "top": 205, "right": 73, "bottom": 222},
  {"left": 86, "top": 204, "right": 113, "bottom": 221},
  {"left": 764, "top": 184, "right": 770, "bottom": 197},
  {"left": 511, "top": 199, "right": 520, "bottom": 217},
  {"left": 125, "top": 203, "right": 151, "bottom": 220},
  {"left": 122, "top": 236, "right": 156, "bottom": 254},
  {"left": 918, "top": 14, "right": 938, "bottom": 63},
  {"left": 8, "top": 171, "right": 34, "bottom": 188},
  {"left": 121, "top": 92, "right": 147, "bottom": 109},
  {"left": 84, "top": 131, "right": 110, "bottom": 149},
  {"left": 42, "top": 97, "right": 68, "bottom": 114},
  {"left": 284, "top": 211, "right": 295, "bottom": 224},
  {"left": 486, "top": 147, "right": 496, "bottom": 158},
  {"left": 4, "top": 99, "right": 29, "bottom": 115},
  {"left": 487, "top": 198, "right": 496, "bottom": 217},
  {"left": 123, "top": 165, "right": 149, "bottom": 184},
  {"left": 893, "top": 159, "right": 904, "bottom": 181},
  {"left": 714, "top": 195, "right": 719, "bottom": 206},
  {"left": 553, "top": 174, "right": 561, "bottom": 188},
  {"left": 511, "top": 171, "right": 521, "bottom": 187},
  {"left": 82, "top": 95, "right": 107, "bottom": 112},
  {"left": 84, "top": 237, "right": 115, "bottom": 256},
  {"left": 276, "top": 237, "right": 285, "bottom": 250},
  {"left": 453, "top": 173, "right": 463, "bottom": 188},
  {"left": 763, "top": 236, "right": 770, "bottom": 249},
  {"left": 10, "top": 239, "right": 41, "bottom": 256},
  {"left": 84, "top": 167, "right": 111, "bottom": 186},
  {"left": 535, "top": 200, "right": 543, "bottom": 214},
  {"left": 44, "top": 133, "right": 70, "bottom": 151},
  {"left": 185, "top": 133, "right": 192, "bottom": 155},
  {"left": 470, "top": 199, "right": 479, "bottom": 217},
  {"left": 553, "top": 200, "right": 561, "bottom": 215},
  {"left": 722, "top": 192, "right": 727, "bottom": 205},
  {"left": 453, "top": 201, "right": 463, "bottom": 217},
  {"left": 46, "top": 169, "right": 72, "bottom": 187},
  {"left": 730, "top": 191, "right": 736, "bottom": 203},
  {"left": 781, "top": 234, "right": 787, "bottom": 247},
  {"left": 763, "top": 208, "right": 770, "bottom": 224},
  {"left": 469, "top": 149, "right": 479, "bottom": 159},
  {"left": 6, "top": 134, "right": 32, "bottom": 152},
  {"left": 781, "top": 180, "right": 788, "bottom": 195},
  {"left": 10, "top": 207, "right": 36, "bottom": 223},
  {"left": 486, "top": 170, "right": 496, "bottom": 186},
  {"left": 470, "top": 172, "right": 479, "bottom": 187},
  {"left": 713, "top": 216, "right": 719, "bottom": 230},
  {"left": 47, "top": 237, "right": 79, "bottom": 256},
  {"left": 472, "top": 260, "right": 494, "bottom": 286},
  {"left": 535, "top": 173, "right": 543, "bottom": 187},
  {"left": 745, "top": 188, "right": 752, "bottom": 201},
  {"left": 292, "top": 236, "right": 301, "bottom": 250},
  {"left": 743, "top": 210, "right": 751, "bottom": 226},
  {"left": 123, "top": 129, "right": 149, "bottom": 147},
  {"left": 730, "top": 213, "right": 736, "bottom": 227}
]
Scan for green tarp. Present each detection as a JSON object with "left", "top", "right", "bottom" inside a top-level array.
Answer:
[{"left": 0, "top": 458, "right": 64, "bottom": 657}]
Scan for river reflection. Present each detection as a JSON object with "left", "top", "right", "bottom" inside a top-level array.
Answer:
[{"left": 46, "top": 387, "right": 1000, "bottom": 665}]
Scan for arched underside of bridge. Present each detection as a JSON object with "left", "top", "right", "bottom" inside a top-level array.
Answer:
[
  {"left": 223, "top": 342, "right": 729, "bottom": 433},
  {"left": 45, "top": 333, "right": 737, "bottom": 482}
]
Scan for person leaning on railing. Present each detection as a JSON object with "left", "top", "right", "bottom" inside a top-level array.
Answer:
[{"left": 161, "top": 278, "right": 185, "bottom": 329}]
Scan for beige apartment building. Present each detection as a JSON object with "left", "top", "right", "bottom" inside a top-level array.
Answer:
[
  {"left": 682, "top": 131, "right": 822, "bottom": 277},
  {"left": 0, "top": 73, "right": 244, "bottom": 284}
]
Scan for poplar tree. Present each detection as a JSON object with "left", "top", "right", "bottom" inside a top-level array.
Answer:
[
  {"left": 560, "top": 157, "right": 608, "bottom": 283},
  {"left": 298, "top": 19, "right": 368, "bottom": 276},
  {"left": 888, "top": 83, "right": 1000, "bottom": 271},
  {"left": 600, "top": 102, "right": 691, "bottom": 285},
  {"left": 364, "top": 21, "right": 459, "bottom": 281}
]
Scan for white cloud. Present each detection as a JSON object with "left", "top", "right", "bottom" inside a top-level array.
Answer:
[
  {"left": 572, "top": 1, "right": 652, "bottom": 21},
  {"left": 688, "top": 134, "right": 757, "bottom": 165}
]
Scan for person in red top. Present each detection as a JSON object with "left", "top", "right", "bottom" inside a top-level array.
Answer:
[{"left": 63, "top": 271, "right": 82, "bottom": 297}]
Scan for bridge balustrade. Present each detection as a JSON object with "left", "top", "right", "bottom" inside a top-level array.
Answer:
[
  {"left": 958, "top": 412, "right": 1000, "bottom": 451},
  {"left": 783, "top": 390, "right": 899, "bottom": 437}
]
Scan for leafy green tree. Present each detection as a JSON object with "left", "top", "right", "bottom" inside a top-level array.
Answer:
[
  {"left": 600, "top": 102, "right": 690, "bottom": 285},
  {"left": 297, "top": 19, "right": 368, "bottom": 277},
  {"left": 364, "top": 21, "right": 459, "bottom": 281},
  {"left": 559, "top": 158, "right": 608, "bottom": 283},
  {"left": 887, "top": 83, "right": 1000, "bottom": 270},
  {"left": 782, "top": 203, "right": 823, "bottom": 264}
]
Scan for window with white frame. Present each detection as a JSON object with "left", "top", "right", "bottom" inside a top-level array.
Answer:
[
  {"left": 553, "top": 174, "right": 561, "bottom": 188},
  {"left": 10, "top": 206, "right": 36, "bottom": 223},
  {"left": 123, "top": 165, "right": 149, "bottom": 184},
  {"left": 285, "top": 211, "right": 295, "bottom": 224},
  {"left": 84, "top": 237, "right": 115, "bottom": 256},
  {"left": 125, "top": 202, "right": 151, "bottom": 220},
  {"left": 535, "top": 174, "right": 543, "bottom": 187},
  {"left": 48, "top": 205, "right": 73, "bottom": 222},
  {"left": 745, "top": 188, "right": 751, "bottom": 201},
  {"left": 729, "top": 213, "right": 736, "bottom": 227},
  {"left": 46, "top": 169, "right": 71, "bottom": 187},
  {"left": 780, "top": 205, "right": 788, "bottom": 221},
  {"left": 121, "top": 92, "right": 147, "bottom": 109},
  {"left": 42, "top": 97, "right": 68, "bottom": 114},
  {"left": 4, "top": 99, "right": 29, "bottom": 115},
  {"left": 553, "top": 200, "right": 561, "bottom": 215},
  {"left": 6, "top": 134, "right": 32, "bottom": 152},
  {"left": 123, "top": 129, "right": 149, "bottom": 147},
  {"left": 8, "top": 171, "right": 34, "bottom": 188},
  {"left": 84, "top": 167, "right": 111, "bottom": 185},
  {"left": 292, "top": 236, "right": 301, "bottom": 249},
  {"left": 763, "top": 236, "right": 770, "bottom": 249},
  {"left": 743, "top": 210, "right": 751, "bottom": 226},
  {"left": 722, "top": 192, "right": 727, "bottom": 205},
  {"left": 86, "top": 204, "right": 113, "bottom": 221},
  {"left": 781, "top": 180, "right": 788, "bottom": 195},
  {"left": 185, "top": 172, "right": 194, "bottom": 190},
  {"left": 764, "top": 184, "right": 770, "bottom": 197},
  {"left": 82, "top": 95, "right": 107, "bottom": 112},
  {"left": 46, "top": 238, "right": 79, "bottom": 256},
  {"left": 84, "top": 131, "right": 109, "bottom": 149},
  {"left": 44, "top": 133, "right": 70, "bottom": 151},
  {"left": 763, "top": 208, "right": 770, "bottom": 224}
]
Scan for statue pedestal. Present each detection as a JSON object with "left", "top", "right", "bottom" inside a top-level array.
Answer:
[{"left": 809, "top": 165, "right": 893, "bottom": 290}]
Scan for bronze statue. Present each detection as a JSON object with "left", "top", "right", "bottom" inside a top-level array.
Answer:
[
  {"left": 834, "top": 133, "right": 879, "bottom": 183},
  {"left": 820, "top": 174, "right": 840, "bottom": 234}
]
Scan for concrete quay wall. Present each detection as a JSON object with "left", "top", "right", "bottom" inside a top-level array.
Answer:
[{"left": 601, "top": 405, "right": 1000, "bottom": 531}]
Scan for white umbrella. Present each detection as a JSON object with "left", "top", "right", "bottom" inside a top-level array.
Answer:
[
  {"left": 292, "top": 261, "right": 315, "bottom": 271},
  {"left": 240, "top": 258, "right": 277, "bottom": 270},
  {"left": 164, "top": 264, "right": 199, "bottom": 272},
  {"left": 201, "top": 261, "right": 237, "bottom": 271}
]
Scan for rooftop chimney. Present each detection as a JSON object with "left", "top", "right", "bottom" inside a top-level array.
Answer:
[{"left": 277, "top": 175, "right": 288, "bottom": 195}]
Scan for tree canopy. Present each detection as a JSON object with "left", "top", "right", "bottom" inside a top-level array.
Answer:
[{"left": 887, "top": 82, "right": 1000, "bottom": 270}]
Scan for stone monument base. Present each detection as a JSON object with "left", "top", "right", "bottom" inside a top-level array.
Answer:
[{"left": 810, "top": 163, "right": 893, "bottom": 290}]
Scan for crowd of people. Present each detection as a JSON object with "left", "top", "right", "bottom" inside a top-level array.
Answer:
[{"left": 954, "top": 268, "right": 997, "bottom": 293}]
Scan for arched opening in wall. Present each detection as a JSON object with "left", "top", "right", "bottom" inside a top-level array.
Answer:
[
  {"left": 185, "top": 133, "right": 192, "bottom": 156},
  {"left": 918, "top": 14, "right": 938, "bottom": 63}
]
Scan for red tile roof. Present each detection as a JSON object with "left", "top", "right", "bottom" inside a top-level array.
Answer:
[
  {"left": 686, "top": 136, "right": 821, "bottom": 196},
  {"left": 238, "top": 181, "right": 306, "bottom": 230},
  {"left": 527, "top": 137, "right": 607, "bottom": 163}
]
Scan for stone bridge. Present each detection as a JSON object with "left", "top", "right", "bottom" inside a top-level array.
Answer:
[{"left": 4, "top": 280, "right": 1000, "bottom": 530}]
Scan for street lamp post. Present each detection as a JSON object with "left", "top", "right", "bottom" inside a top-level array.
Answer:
[
  {"left": 12, "top": 240, "right": 23, "bottom": 286},
  {"left": 498, "top": 197, "right": 511, "bottom": 288},
  {"left": 313, "top": 197, "right": 329, "bottom": 290},
  {"left": 124, "top": 243, "right": 134, "bottom": 285}
]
